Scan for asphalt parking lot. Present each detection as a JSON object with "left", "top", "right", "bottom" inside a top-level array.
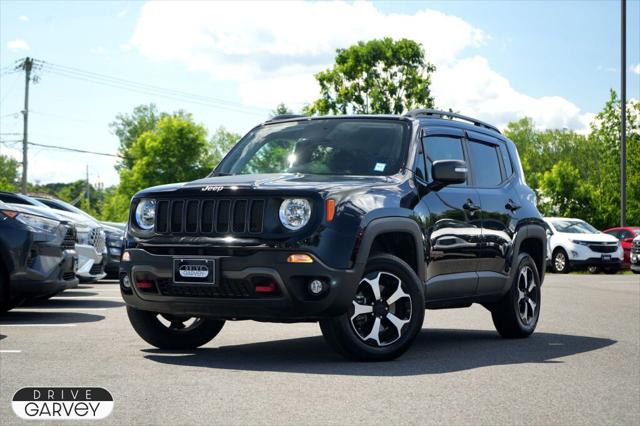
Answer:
[{"left": 1, "top": 274, "right": 638, "bottom": 425}]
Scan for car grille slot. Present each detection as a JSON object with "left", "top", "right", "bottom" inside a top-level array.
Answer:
[
  {"left": 232, "top": 200, "right": 248, "bottom": 232},
  {"left": 216, "top": 200, "right": 231, "bottom": 233},
  {"left": 156, "top": 278, "right": 256, "bottom": 298},
  {"left": 171, "top": 201, "right": 184, "bottom": 233},
  {"left": 62, "top": 227, "right": 76, "bottom": 250},
  {"left": 154, "top": 198, "right": 266, "bottom": 236},
  {"left": 156, "top": 200, "right": 169, "bottom": 233},
  {"left": 589, "top": 244, "right": 617, "bottom": 253},
  {"left": 185, "top": 200, "right": 199, "bottom": 232}
]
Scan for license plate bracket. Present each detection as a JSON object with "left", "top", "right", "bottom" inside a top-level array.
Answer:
[
  {"left": 173, "top": 258, "right": 216, "bottom": 284},
  {"left": 601, "top": 254, "right": 611, "bottom": 261}
]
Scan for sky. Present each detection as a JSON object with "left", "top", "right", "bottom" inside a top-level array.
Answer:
[{"left": 1, "top": 0, "right": 639, "bottom": 188}]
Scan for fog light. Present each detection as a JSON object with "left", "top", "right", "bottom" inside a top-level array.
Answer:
[
  {"left": 309, "top": 279, "right": 325, "bottom": 295},
  {"left": 121, "top": 251, "right": 130, "bottom": 261},
  {"left": 287, "top": 254, "right": 313, "bottom": 263},
  {"left": 121, "top": 275, "right": 131, "bottom": 288}
]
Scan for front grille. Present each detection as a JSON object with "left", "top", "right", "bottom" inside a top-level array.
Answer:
[
  {"left": 155, "top": 198, "right": 266, "bottom": 236},
  {"left": 156, "top": 277, "right": 278, "bottom": 298},
  {"left": 89, "top": 228, "right": 106, "bottom": 252},
  {"left": 589, "top": 243, "right": 618, "bottom": 253},
  {"left": 89, "top": 262, "right": 104, "bottom": 275},
  {"left": 63, "top": 271, "right": 76, "bottom": 281},
  {"left": 62, "top": 227, "right": 76, "bottom": 250}
]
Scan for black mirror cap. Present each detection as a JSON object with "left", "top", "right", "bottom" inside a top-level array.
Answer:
[{"left": 432, "top": 160, "right": 467, "bottom": 185}]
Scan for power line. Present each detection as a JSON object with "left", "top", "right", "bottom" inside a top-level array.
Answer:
[
  {"left": 26, "top": 141, "right": 122, "bottom": 158},
  {"left": 39, "top": 61, "right": 270, "bottom": 116}
]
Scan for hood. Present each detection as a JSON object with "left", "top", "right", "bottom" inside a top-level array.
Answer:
[
  {"left": 44, "top": 209, "right": 100, "bottom": 229},
  {"left": 558, "top": 232, "right": 619, "bottom": 243},
  {"left": 137, "top": 173, "right": 399, "bottom": 197},
  {"left": 3, "top": 203, "right": 66, "bottom": 222}
]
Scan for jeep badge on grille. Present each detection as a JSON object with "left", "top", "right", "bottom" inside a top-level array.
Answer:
[{"left": 201, "top": 185, "right": 224, "bottom": 192}]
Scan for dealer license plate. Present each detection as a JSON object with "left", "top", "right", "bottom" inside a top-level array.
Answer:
[{"left": 173, "top": 258, "right": 216, "bottom": 284}]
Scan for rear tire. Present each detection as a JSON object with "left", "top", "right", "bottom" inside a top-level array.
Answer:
[
  {"left": 551, "top": 248, "right": 570, "bottom": 273},
  {"left": 491, "top": 253, "right": 541, "bottom": 338},
  {"left": 127, "top": 306, "right": 225, "bottom": 349},
  {"left": 319, "top": 254, "right": 425, "bottom": 361}
]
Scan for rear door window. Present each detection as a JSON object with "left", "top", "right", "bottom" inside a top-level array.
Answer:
[{"left": 468, "top": 141, "right": 502, "bottom": 187}]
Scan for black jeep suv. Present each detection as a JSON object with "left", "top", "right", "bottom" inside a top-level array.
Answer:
[{"left": 121, "top": 109, "right": 546, "bottom": 361}]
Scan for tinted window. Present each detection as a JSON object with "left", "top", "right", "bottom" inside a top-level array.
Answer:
[
  {"left": 423, "top": 136, "right": 466, "bottom": 183},
  {"left": 499, "top": 143, "right": 513, "bottom": 176},
  {"left": 0, "top": 194, "right": 29, "bottom": 205},
  {"left": 414, "top": 148, "right": 426, "bottom": 180},
  {"left": 217, "top": 119, "right": 410, "bottom": 176},
  {"left": 469, "top": 141, "right": 502, "bottom": 187}
]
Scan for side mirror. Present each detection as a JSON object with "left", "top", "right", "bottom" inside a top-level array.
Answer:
[
  {"left": 415, "top": 160, "right": 467, "bottom": 194},
  {"left": 432, "top": 160, "right": 467, "bottom": 186}
]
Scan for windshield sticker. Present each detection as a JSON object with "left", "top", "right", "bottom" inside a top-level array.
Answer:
[{"left": 374, "top": 163, "right": 386, "bottom": 172}]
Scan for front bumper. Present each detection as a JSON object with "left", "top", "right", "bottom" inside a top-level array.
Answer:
[
  {"left": 569, "top": 258, "right": 623, "bottom": 269},
  {"left": 10, "top": 248, "right": 79, "bottom": 298},
  {"left": 75, "top": 244, "right": 106, "bottom": 281},
  {"left": 120, "top": 248, "right": 361, "bottom": 321}
]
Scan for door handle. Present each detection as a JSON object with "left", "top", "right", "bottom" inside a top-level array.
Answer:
[
  {"left": 505, "top": 199, "right": 521, "bottom": 212},
  {"left": 463, "top": 199, "right": 480, "bottom": 212}
]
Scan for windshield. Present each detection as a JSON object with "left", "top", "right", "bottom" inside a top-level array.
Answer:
[
  {"left": 39, "top": 198, "right": 96, "bottom": 221},
  {"left": 215, "top": 119, "right": 410, "bottom": 176},
  {"left": 551, "top": 219, "right": 599, "bottom": 234}
]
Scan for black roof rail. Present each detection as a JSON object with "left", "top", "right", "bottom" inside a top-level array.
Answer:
[
  {"left": 266, "top": 114, "right": 307, "bottom": 122},
  {"left": 404, "top": 108, "right": 500, "bottom": 134}
]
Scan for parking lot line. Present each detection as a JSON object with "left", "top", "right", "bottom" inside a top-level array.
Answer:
[
  {"left": 51, "top": 297, "right": 122, "bottom": 300},
  {"left": 0, "top": 350, "right": 22, "bottom": 353},
  {"left": 13, "top": 308, "right": 109, "bottom": 312},
  {"left": 0, "top": 324, "right": 78, "bottom": 327}
]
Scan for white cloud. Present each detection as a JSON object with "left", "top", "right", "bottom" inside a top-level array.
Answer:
[
  {"left": 632, "top": 64, "right": 640, "bottom": 75},
  {"left": 117, "top": 8, "right": 128, "bottom": 18},
  {"left": 19, "top": 15, "right": 29, "bottom": 22},
  {"left": 7, "top": 39, "right": 30, "bottom": 51},
  {"left": 130, "top": 0, "right": 593, "bottom": 132}
]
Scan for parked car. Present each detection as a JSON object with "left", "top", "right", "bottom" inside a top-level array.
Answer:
[
  {"left": 544, "top": 217, "right": 623, "bottom": 274},
  {"left": 631, "top": 235, "right": 640, "bottom": 274},
  {"left": 0, "top": 200, "right": 78, "bottom": 312},
  {"left": 603, "top": 226, "right": 640, "bottom": 268},
  {"left": 120, "top": 110, "right": 547, "bottom": 361},
  {"left": 33, "top": 196, "right": 123, "bottom": 279},
  {"left": 0, "top": 192, "right": 106, "bottom": 282}
]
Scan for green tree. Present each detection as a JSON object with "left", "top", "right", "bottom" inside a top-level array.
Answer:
[
  {"left": 103, "top": 114, "right": 213, "bottom": 221},
  {"left": 305, "top": 38, "right": 436, "bottom": 115},
  {"left": 271, "top": 103, "right": 293, "bottom": 117},
  {"left": 110, "top": 104, "right": 163, "bottom": 170},
  {"left": 0, "top": 154, "right": 19, "bottom": 191},
  {"left": 210, "top": 126, "right": 240, "bottom": 167}
]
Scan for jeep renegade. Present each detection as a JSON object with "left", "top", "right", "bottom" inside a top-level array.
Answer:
[{"left": 120, "top": 109, "right": 547, "bottom": 361}]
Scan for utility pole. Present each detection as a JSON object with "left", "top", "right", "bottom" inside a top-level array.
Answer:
[
  {"left": 86, "top": 164, "right": 90, "bottom": 210},
  {"left": 21, "top": 57, "right": 33, "bottom": 194},
  {"left": 620, "top": 0, "right": 627, "bottom": 227}
]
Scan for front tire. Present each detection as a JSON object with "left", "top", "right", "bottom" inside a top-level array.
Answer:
[
  {"left": 127, "top": 306, "right": 225, "bottom": 349},
  {"left": 552, "top": 248, "right": 570, "bottom": 274},
  {"left": 491, "top": 253, "right": 541, "bottom": 338},
  {"left": 319, "top": 254, "right": 425, "bottom": 361}
]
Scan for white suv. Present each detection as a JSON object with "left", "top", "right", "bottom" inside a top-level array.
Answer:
[{"left": 544, "top": 217, "right": 623, "bottom": 274}]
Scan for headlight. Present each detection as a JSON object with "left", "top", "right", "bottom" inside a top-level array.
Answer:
[
  {"left": 1, "top": 210, "right": 60, "bottom": 233},
  {"left": 135, "top": 199, "right": 156, "bottom": 231},
  {"left": 279, "top": 198, "right": 311, "bottom": 230},
  {"left": 570, "top": 240, "right": 590, "bottom": 246}
]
